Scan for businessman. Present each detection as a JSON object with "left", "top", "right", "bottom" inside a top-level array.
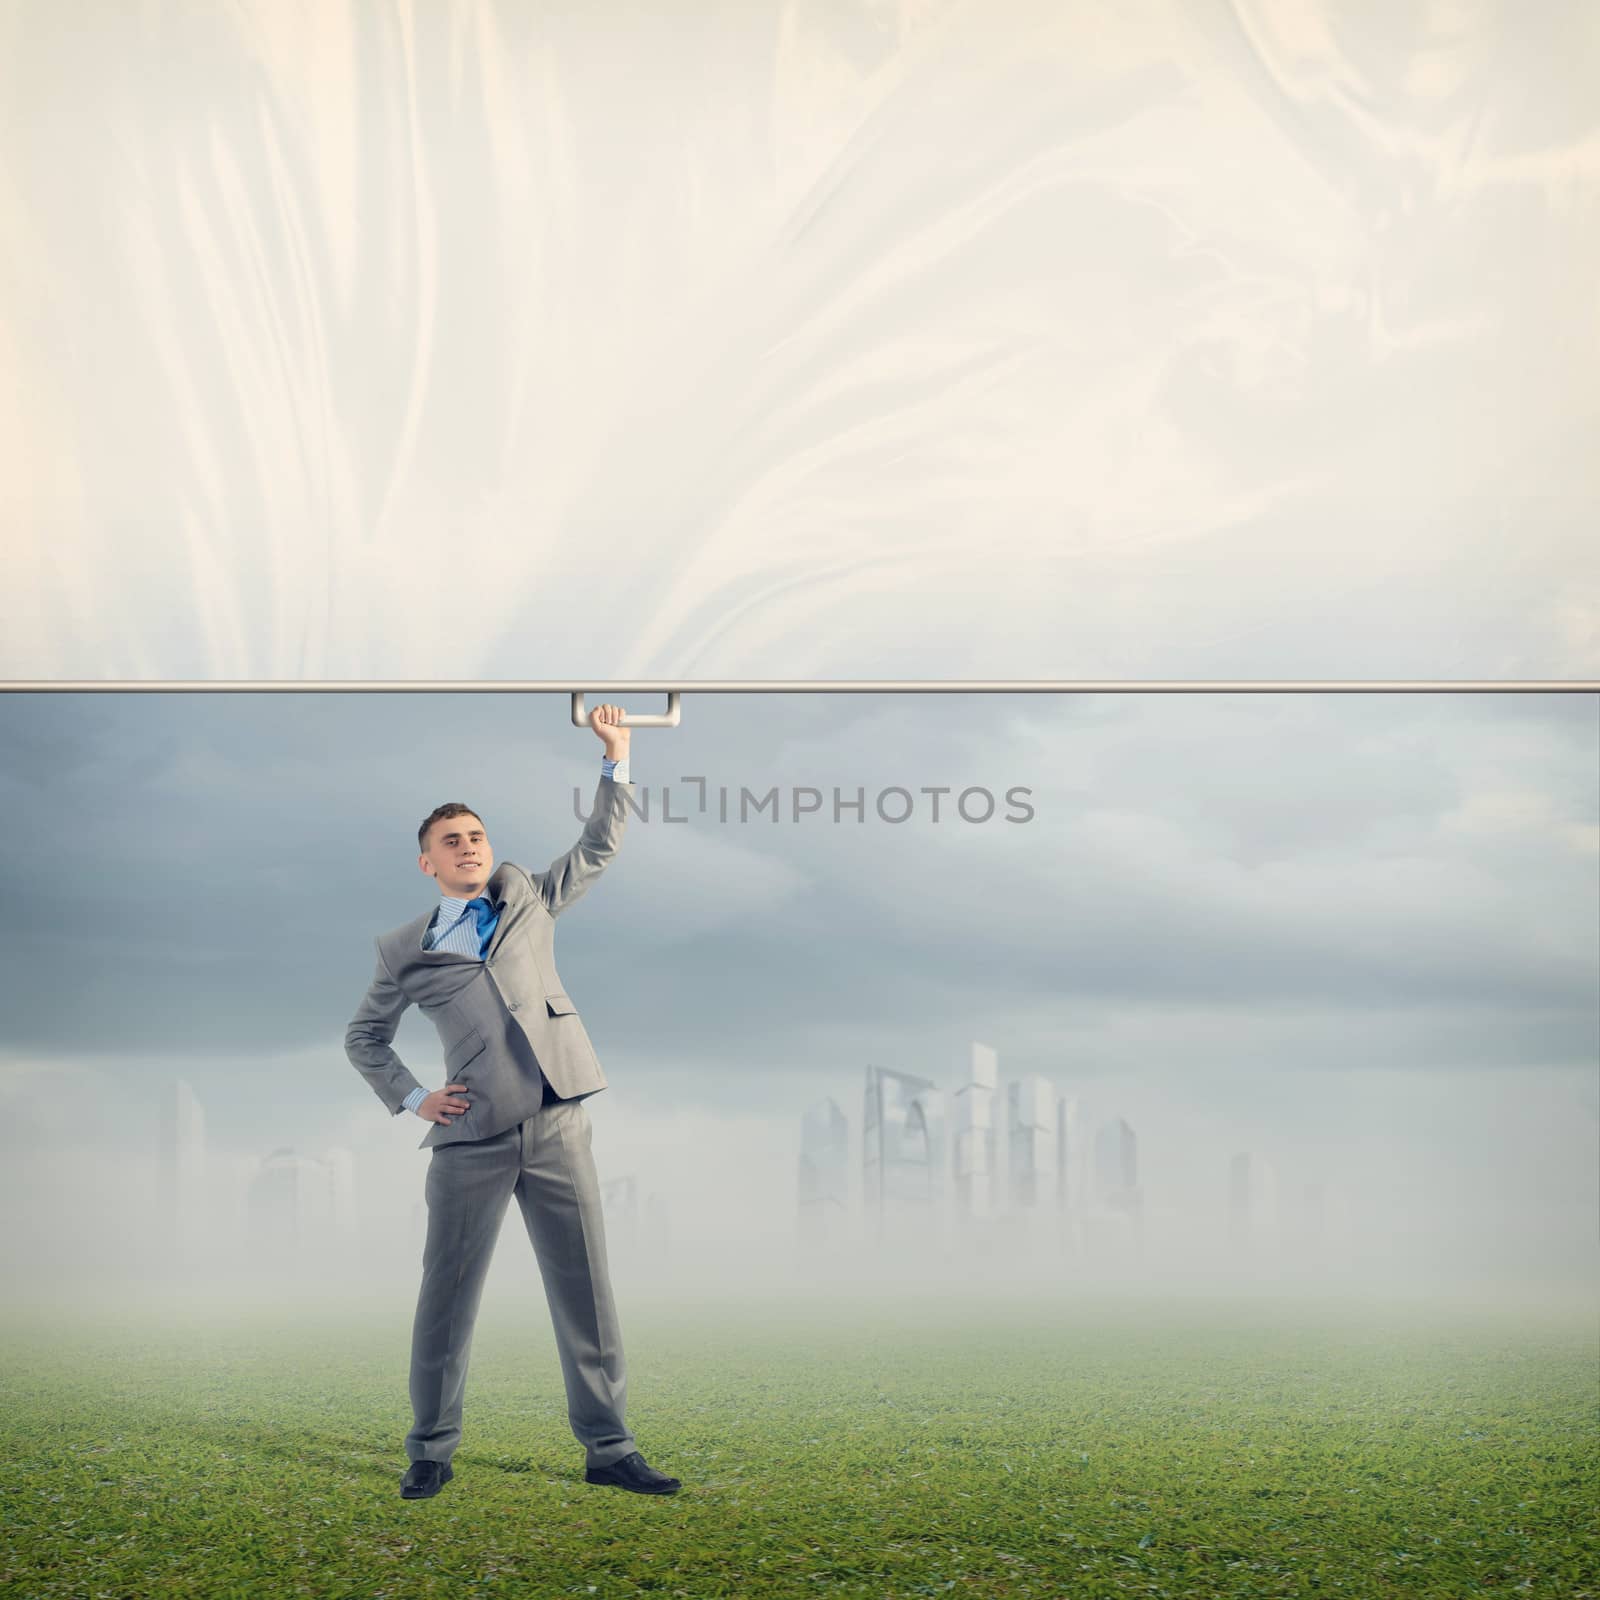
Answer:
[{"left": 344, "top": 703, "right": 680, "bottom": 1501}]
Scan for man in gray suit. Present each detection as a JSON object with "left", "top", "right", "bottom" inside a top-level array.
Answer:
[{"left": 345, "top": 703, "right": 680, "bottom": 1500}]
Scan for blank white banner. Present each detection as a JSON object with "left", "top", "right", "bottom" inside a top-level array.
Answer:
[{"left": 3, "top": 1, "right": 1596, "bottom": 681}]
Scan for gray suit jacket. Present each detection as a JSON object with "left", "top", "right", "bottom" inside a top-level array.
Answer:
[{"left": 345, "top": 774, "right": 632, "bottom": 1150}]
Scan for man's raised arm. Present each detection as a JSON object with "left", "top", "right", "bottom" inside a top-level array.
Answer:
[
  {"left": 528, "top": 703, "right": 634, "bottom": 917},
  {"left": 530, "top": 763, "right": 633, "bottom": 916}
]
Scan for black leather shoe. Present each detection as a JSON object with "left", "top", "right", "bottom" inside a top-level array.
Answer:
[
  {"left": 400, "top": 1459, "right": 454, "bottom": 1499},
  {"left": 584, "top": 1451, "right": 681, "bottom": 1494}
]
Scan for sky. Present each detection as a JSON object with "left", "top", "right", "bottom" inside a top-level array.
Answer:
[{"left": 1, "top": 687, "right": 1594, "bottom": 1309}]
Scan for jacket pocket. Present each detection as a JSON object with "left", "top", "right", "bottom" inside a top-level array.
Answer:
[
  {"left": 445, "top": 1026, "right": 487, "bottom": 1076},
  {"left": 545, "top": 992, "right": 577, "bottom": 1015}
]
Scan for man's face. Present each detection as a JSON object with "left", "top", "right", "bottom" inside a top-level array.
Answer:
[{"left": 420, "top": 815, "right": 494, "bottom": 899}]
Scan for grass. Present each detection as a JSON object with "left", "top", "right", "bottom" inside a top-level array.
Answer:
[{"left": 1, "top": 1289, "right": 1595, "bottom": 1598}]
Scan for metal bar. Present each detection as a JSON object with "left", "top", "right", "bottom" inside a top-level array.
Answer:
[
  {"left": 570, "top": 691, "right": 681, "bottom": 728},
  {"left": 1, "top": 680, "right": 1595, "bottom": 693}
]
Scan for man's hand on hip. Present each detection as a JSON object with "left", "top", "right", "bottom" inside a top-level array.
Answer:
[{"left": 419, "top": 1083, "right": 471, "bottom": 1125}]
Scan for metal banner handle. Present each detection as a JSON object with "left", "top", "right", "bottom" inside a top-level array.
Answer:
[{"left": 570, "top": 691, "right": 681, "bottom": 729}]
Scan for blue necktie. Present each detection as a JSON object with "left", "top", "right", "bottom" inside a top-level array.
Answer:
[{"left": 467, "top": 895, "right": 498, "bottom": 956}]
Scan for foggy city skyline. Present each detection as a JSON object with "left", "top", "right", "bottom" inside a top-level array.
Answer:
[{"left": 2, "top": 688, "right": 1595, "bottom": 1312}]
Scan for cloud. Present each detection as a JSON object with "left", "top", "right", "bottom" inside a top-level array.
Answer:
[{"left": 2, "top": 693, "right": 1592, "bottom": 1078}]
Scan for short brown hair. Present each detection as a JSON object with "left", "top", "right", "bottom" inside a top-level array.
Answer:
[{"left": 419, "top": 804, "right": 484, "bottom": 854}]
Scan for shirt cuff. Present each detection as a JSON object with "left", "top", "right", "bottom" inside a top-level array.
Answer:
[
  {"left": 602, "top": 756, "right": 630, "bottom": 784},
  {"left": 402, "top": 1084, "right": 427, "bottom": 1114}
]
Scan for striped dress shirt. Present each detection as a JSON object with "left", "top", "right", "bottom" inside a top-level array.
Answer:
[{"left": 401, "top": 754, "right": 629, "bottom": 1117}]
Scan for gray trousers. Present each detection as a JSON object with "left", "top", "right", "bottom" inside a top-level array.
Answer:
[{"left": 405, "top": 1079, "right": 636, "bottom": 1470}]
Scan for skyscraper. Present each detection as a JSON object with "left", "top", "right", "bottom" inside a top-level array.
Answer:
[
  {"left": 155, "top": 1077, "right": 207, "bottom": 1274},
  {"left": 640, "top": 1189, "right": 671, "bottom": 1264},
  {"left": 323, "top": 1145, "right": 357, "bottom": 1258},
  {"left": 1087, "top": 1116, "right": 1144, "bottom": 1261},
  {"left": 247, "top": 1146, "right": 339, "bottom": 1266},
  {"left": 600, "top": 1175, "right": 639, "bottom": 1255},
  {"left": 1093, "top": 1116, "right": 1139, "bottom": 1212},
  {"left": 798, "top": 1097, "right": 850, "bottom": 1245},
  {"left": 1055, "top": 1094, "right": 1084, "bottom": 1253},
  {"left": 1227, "top": 1151, "right": 1279, "bottom": 1255},
  {"left": 1007, "top": 1073, "right": 1055, "bottom": 1211},
  {"left": 952, "top": 1043, "right": 998, "bottom": 1221},
  {"left": 862, "top": 1065, "right": 945, "bottom": 1247}
]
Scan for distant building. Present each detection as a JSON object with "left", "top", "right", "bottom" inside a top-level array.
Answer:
[
  {"left": 640, "top": 1190, "right": 671, "bottom": 1262},
  {"left": 247, "top": 1146, "right": 340, "bottom": 1258},
  {"left": 1055, "top": 1096, "right": 1084, "bottom": 1210},
  {"left": 1301, "top": 1180, "right": 1326, "bottom": 1246},
  {"left": 1093, "top": 1117, "right": 1140, "bottom": 1214},
  {"left": 1006, "top": 1074, "right": 1055, "bottom": 1211},
  {"left": 863, "top": 1065, "right": 946, "bottom": 1245},
  {"left": 798, "top": 1098, "right": 850, "bottom": 1244},
  {"left": 323, "top": 1145, "right": 357, "bottom": 1252},
  {"left": 1055, "top": 1095, "right": 1085, "bottom": 1253},
  {"left": 1085, "top": 1116, "right": 1144, "bottom": 1260},
  {"left": 1227, "top": 1151, "right": 1279, "bottom": 1251},
  {"left": 155, "top": 1078, "right": 208, "bottom": 1269},
  {"left": 600, "top": 1175, "right": 640, "bottom": 1254},
  {"left": 952, "top": 1043, "right": 998, "bottom": 1220}
]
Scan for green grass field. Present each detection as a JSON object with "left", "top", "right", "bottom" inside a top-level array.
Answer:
[{"left": 2, "top": 1290, "right": 1595, "bottom": 1598}]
